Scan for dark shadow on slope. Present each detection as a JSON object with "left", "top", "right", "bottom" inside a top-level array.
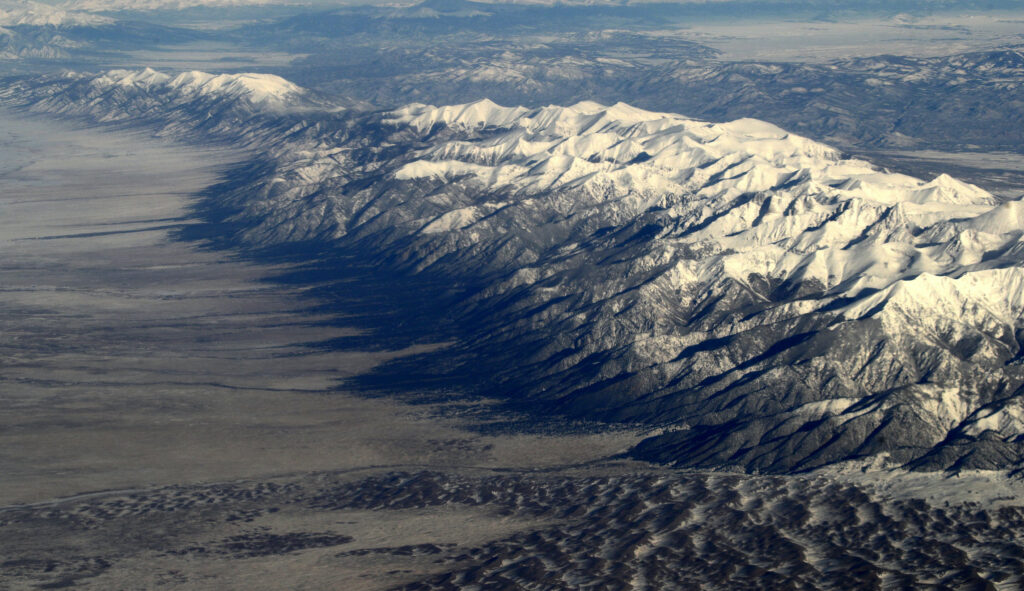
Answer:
[{"left": 173, "top": 159, "right": 633, "bottom": 437}]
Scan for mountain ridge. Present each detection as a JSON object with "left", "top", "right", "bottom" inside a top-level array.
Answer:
[{"left": 7, "top": 68, "right": 1024, "bottom": 474}]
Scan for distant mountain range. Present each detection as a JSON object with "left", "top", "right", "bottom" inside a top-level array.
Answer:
[
  {"left": 0, "top": 1, "right": 112, "bottom": 26},
  {"left": 7, "top": 68, "right": 1024, "bottom": 474},
  {"left": 284, "top": 41, "right": 1024, "bottom": 154},
  {"left": 4, "top": 0, "right": 1023, "bottom": 159}
]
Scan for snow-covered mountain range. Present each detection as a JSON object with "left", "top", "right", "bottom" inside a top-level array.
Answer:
[
  {"left": 0, "top": 1, "right": 111, "bottom": 26},
  {"left": 7, "top": 68, "right": 1024, "bottom": 473}
]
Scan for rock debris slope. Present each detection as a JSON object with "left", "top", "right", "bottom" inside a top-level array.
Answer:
[{"left": 7, "top": 68, "right": 1024, "bottom": 473}]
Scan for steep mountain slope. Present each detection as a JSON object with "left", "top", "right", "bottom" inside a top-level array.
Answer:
[{"left": 7, "top": 68, "right": 1024, "bottom": 473}]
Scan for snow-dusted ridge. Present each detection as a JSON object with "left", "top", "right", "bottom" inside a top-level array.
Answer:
[
  {"left": 384, "top": 98, "right": 1002, "bottom": 299},
  {"left": 91, "top": 68, "right": 305, "bottom": 106},
  {"left": 7, "top": 70, "right": 1024, "bottom": 473},
  {"left": 5, "top": 68, "right": 322, "bottom": 125},
  {"left": 388, "top": 100, "right": 994, "bottom": 210}
]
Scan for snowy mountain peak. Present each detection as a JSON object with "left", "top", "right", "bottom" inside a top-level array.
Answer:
[
  {"left": 387, "top": 99, "right": 531, "bottom": 132},
  {"left": 166, "top": 71, "right": 303, "bottom": 104},
  {"left": 913, "top": 173, "right": 996, "bottom": 205},
  {"left": 380, "top": 99, "right": 1009, "bottom": 334},
  {"left": 88, "top": 68, "right": 305, "bottom": 107},
  {"left": 386, "top": 99, "right": 992, "bottom": 215},
  {"left": 92, "top": 67, "right": 171, "bottom": 88}
]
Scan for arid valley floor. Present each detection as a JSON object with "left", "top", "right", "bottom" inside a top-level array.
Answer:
[{"left": 0, "top": 111, "right": 649, "bottom": 590}]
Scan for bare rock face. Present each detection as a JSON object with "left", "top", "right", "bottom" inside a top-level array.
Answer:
[{"left": 8, "top": 69, "right": 1024, "bottom": 473}]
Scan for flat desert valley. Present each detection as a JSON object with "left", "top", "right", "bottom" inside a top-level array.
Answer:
[{"left": 0, "top": 112, "right": 646, "bottom": 590}]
